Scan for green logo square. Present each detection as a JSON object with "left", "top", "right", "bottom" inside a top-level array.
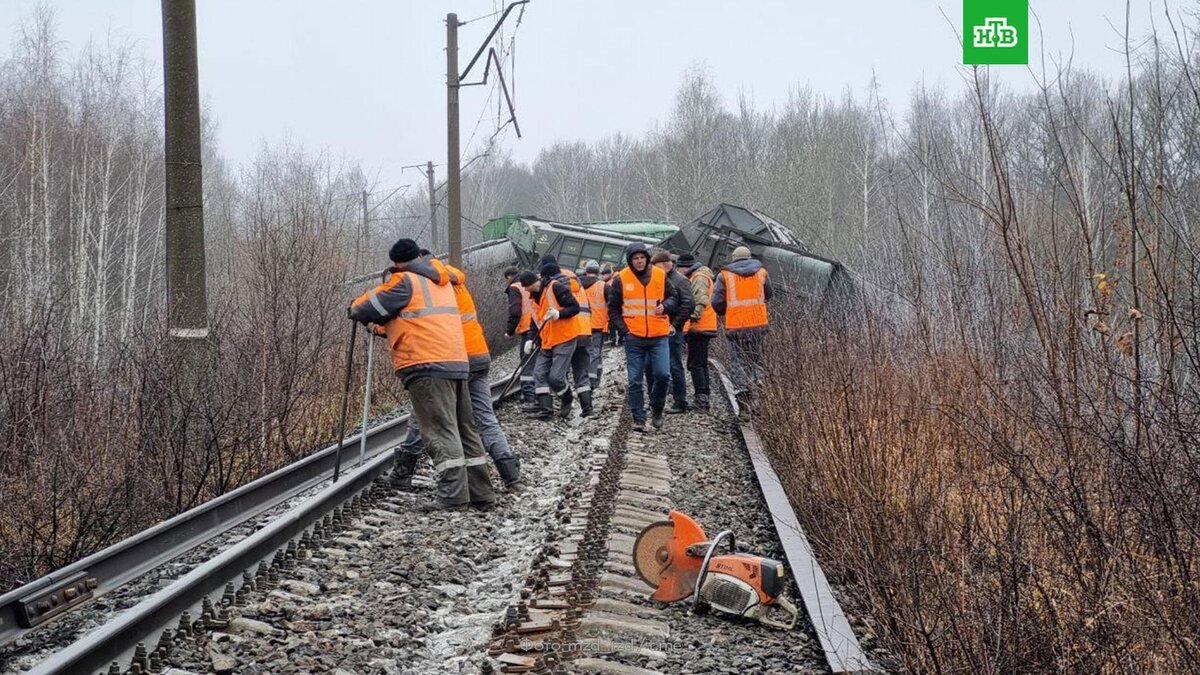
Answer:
[{"left": 963, "top": 0, "right": 1028, "bottom": 65}]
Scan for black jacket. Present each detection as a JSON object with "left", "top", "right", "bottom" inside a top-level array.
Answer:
[
  {"left": 543, "top": 274, "right": 581, "bottom": 320},
  {"left": 505, "top": 284, "right": 524, "bottom": 335},
  {"left": 664, "top": 268, "right": 695, "bottom": 331}
]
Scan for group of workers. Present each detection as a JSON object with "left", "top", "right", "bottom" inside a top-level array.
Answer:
[{"left": 348, "top": 237, "right": 771, "bottom": 511}]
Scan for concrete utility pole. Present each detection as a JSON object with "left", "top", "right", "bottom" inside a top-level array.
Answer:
[
  {"left": 161, "top": 0, "right": 208, "bottom": 341},
  {"left": 360, "top": 189, "right": 370, "bottom": 271},
  {"left": 445, "top": 13, "right": 462, "bottom": 267},
  {"left": 426, "top": 162, "right": 439, "bottom": 253}
]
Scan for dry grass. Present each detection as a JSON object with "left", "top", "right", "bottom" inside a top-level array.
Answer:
[{"left": 756, "top": 302, "right": 1200, "bottom": 673}]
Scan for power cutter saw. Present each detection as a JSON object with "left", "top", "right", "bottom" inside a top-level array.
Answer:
[{"left": 632, "top": 510, "right": 798, "bottom": 629}]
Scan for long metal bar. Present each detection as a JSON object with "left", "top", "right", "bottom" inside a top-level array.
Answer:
[
  {"left": 357, "top": 329, "right": 376, "bottom": 468},
  {"left": 458, "top": 1, "right": 529, "bottom": 81},
  {"left": 715, "top": 364, "right": 872, "bottom": 674}
]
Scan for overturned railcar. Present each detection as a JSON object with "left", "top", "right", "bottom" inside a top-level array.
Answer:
[
  {"left": 662, "top": 204, "right": 853, "bottom": 303},
  {"left": 480, "top": 207, "right": 852, "bottom": 303}
]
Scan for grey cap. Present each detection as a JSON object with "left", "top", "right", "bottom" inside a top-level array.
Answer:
[{"left": 584, "top": 259, "right": 600, "bottom": 273}]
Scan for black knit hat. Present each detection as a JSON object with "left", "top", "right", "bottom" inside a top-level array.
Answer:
[
  {"left": 676, "top": 253, "right": 696, "bottom": 267},
  {"left": 517, "top": 271, "right": 538, "bottom": 287},
  {"left": 389, "top": 238, "right": 421, "bottom": 263},
  {"left": 540, "top": 262, "right": 561, "bottom": 279},
  {"left": 539, "top": 254, "right": 558, "bottom": 267}
]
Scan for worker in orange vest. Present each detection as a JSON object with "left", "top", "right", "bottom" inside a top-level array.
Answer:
[
  {"left": 528, "top": 261, "right": 593, "bottom": 420},
  {"left": 348, "top": 238, "right": 494, "bottom": 511},
  {"left": 607, "top": 243, "right": 685, "bottom": 432},
  {"left": 397, "top": 260, "right": 524, "bottom": 491},
  {"left": 676, "top": 253, "right": 717, "bottom": 412},
  {"left": 601, "top": 265, "right": 620, "bottom": 346},
  {"left": 505, "top": 269, "right": 540, "bottom": 408},
  {"left": 711, "top": 246, "right": 773, "bottom": 409},
  {"left": 578, "top": 259, "right": 609, "bottom": 391}
]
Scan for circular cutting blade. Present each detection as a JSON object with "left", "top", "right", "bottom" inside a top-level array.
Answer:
[{"left": 633, "top": 520, "right": 676, "bottom": 588}]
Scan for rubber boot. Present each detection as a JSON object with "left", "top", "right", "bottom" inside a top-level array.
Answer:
[
  {"left": 579, "top": 391, "right": 594, "bottom": 418},
  {"left": 495, "top": 456, "right": 524, "bottom": 492},
  {"left": 535, "top": 393, "right": 555, "bottom": 420},
  {"left": 390, "top": 450, "right": 421, "bottom": 491},
  {"left": 559, "top": 389, "right": 574, "bottom": 420}
]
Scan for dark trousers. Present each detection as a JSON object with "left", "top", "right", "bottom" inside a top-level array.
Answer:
[
  {"left": 588, "top": 331, "right": 605, "bottom": 390},
  {"left": 517, "top": 332, "right": 537, "bottom": 401},
  {"left": 667, "top": 329, "right": 687, "bottom": 406},
  {"left": 624, "top": 335, "right": 669, "bottom": 423},
  {"left": 727, "top": 329, "right": 766, "bottom": 393},
  {"left": 685, "top": 332, "right": 712, "bottom": 401},
  {"left": 405, "top": 376, "right": 495, "bottom": 506}
]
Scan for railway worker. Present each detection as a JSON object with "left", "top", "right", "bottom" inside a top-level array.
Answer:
[
  {"left": 676, "top": 253, "right": 717, "bottom": 412},
  {"left": 505, "top": 270, "right": 541, "bottom": 409},
  {"left": 712, "top": 246, "right": 773, "bottom": 410},
  {"left": 530, "top": 263, "right": 592, "bottom": 420},
  {"left": 395, "top": 261, "right": 525, "bottom": 492},
  {"left": 578, "top": 259, "right": 609, "bottom": 390},
  {"left": 608, "top": 243, "right": 683, "bottom": 432},
  {"left": 650, "top": 251, "right": 695, "bottom": 414},
  {"left": 601, "top": 265, "right": 621, "bottom": 346},
  {"left": 348, "top": 238, "right": 494, "bottom": 511}
]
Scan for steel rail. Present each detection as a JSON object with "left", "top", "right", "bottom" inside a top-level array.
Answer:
[
  {"left": 715, "top": 364, "right": 873, "bottom": 674},
  {"left": 2, "top": 372, "right": 516, "bottom": 664}
]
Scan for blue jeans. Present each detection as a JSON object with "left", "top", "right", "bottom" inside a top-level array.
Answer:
[
  {"left": 624, "top": 336, "right": 669, "bottom": 422},
  {"left": 668, "top": 329, "right": 687, "bottom": 406}
]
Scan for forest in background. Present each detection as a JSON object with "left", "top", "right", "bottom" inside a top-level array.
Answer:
[{"left": 2, "top": 4, "right": 1199, "bottom": 671}]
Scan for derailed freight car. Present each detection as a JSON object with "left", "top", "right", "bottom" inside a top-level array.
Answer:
[{"left": 480, "top": 206, "right": 852, "bottom": 303}]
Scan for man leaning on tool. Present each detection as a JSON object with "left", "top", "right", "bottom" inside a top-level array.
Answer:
[
  {"left": 348, "top": 238, "right": 495, "bottom": 511},
  {"left": 578, "top": 259, "right": 609, "bottom": 391},
  {"left": 530, "top": 262, "right": 591, "bottom": 420},
  {"left": 395, "top": 257, "right": 525, "bottom": 492},
  {"left": 608, "top": 243, "right": 683, "bottom": 432},
  {"left": 505, "top": 269, "right": 540, "bottom": 410},
  {"left": 712, "top": 246, "right": 773, "bottom": 412}
]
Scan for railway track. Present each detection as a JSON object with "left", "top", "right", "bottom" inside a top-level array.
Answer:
[{"left": 4, "top": 351, "right": 884, "bottom": 674}]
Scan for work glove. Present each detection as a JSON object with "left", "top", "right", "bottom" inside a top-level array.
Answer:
[
  {"left": 523, "top": 340, "right": 535, "bottom": 355},
  {"left": 544, "top": 308, "right": 560, "bottom": 322}
]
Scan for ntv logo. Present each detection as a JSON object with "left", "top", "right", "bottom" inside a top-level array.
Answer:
[
  {"left": 973, "top": 18, "right": 1018, "bottom": 48},
  {"left": 963, "top": 0, "right": 1027, "bottom": 64}
]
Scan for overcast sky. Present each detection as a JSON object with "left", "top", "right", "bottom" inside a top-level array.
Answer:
[{"left": 0, "top": 1, "right": 1155, "bottom": 189}]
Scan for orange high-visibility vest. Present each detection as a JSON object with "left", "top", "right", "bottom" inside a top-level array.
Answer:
[
  {"left": 446, "top": 264, "right": 489, "bottom": 363},
  {"left": 685, "top": 274, "right": 718, "bottom": 334},
  {"left": 510, "top": 282, "right": 533, "bottom": 334},
  {"left": 538, "top": 279, "right": 579, "bottom": 349},
  {"left": 570, "top": 277, "right": 592, "bottom": 338},
  {"left": 354, "top": 270, "right": 467, "bottom": 373},
  {"left": 722, "top": 268, "right": 769, "bottom": 330},
  {"left": 586, "top": 282, "right": 608, "bottom": 332},
  {"left": 618, "top": 266, "right": 670, "bottom": 338}
]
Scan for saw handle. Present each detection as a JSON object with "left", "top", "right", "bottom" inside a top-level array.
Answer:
[{"left": 760, "top": 594, "right": 799, "bottom": 630}]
